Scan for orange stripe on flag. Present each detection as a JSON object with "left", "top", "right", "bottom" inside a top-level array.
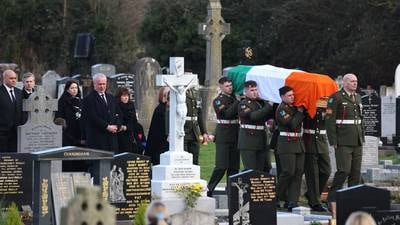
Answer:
[{"left": 285, "top": 72, "right": 338, "bottom": 118}]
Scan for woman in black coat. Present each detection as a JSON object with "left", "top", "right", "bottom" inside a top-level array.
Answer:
[
  {"left": 116, "top": 87, "right": 138, "bottom": 154},
  {"left": 55, "top": 80, "right": 83, "bottom": 146},
  {"left": 146, "top": 87, "right": 170, "bottom": 165}
]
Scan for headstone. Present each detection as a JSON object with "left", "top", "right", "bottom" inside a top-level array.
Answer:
[
  {"left": 133, "top": 57, "right": 161, "bottom": 133},
  {"left": 91, "top": 64, "right": 116, "bottom": 77},
  {"left": 336, "top": 185, "right": 390, "bottom": 225},
  {"left": 373, "top": 210, "right": 400, "bottom": 225},
  {"left": 361, "top": 136, "right": 379, "bottom": 171},
  {"left": 42, "top": 70, "right": 61, "bottom": 98},
  {"left": 228, "top": 170, "right": 276, "bottom": 225},
  {"left": 31, "top": 146, "right": 113, "bottom": 225},
  {"left": 381, "top": 96, "right": 396, "bottom": 144},
  {"left": 72, "top": 74, "right": 93, "bottom": 97},
  {"left": 361, "top": 91, "right": 381, "bottom": 137},
  {"left": 198, "top": 0, "right": 231, "bottom": 133},
  {"left": 108, "top": 73, "right": 135, "bottom": 101},
  {"left": 60, "top": 186, "right": 116, "bottom": 225},
  {"left": 0, "top": 153, "right": 33, "bottom": 210},
  {"left": 110, "top": 153, "right": 151, "bottom": 222},
  {"left": 328, "top": 145, "right": 337, "bottom": 179},
  {"left": 17, "top": 86, "right": 62, "bottom": 153},
  {"left": 51, "top": 172, "right": 92, "bottom": 225},
  {"left": 170, "top": 210, "right": 215, "bottom": 225},
  {"left": 395, "top": 64, "right": 400, "bottom": 97}
]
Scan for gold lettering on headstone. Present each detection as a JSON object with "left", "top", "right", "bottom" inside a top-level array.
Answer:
[
  {"left": 102, "top": 176, "right": 109, "bottom": 201},
  {"left": 249, "top": 175, "right": 275, "bottom": 202},
  {"left": 63, "top": 152, "right": 90, "bottom": 157},
  {"left": 0, "top": 156, "right": 25, "bottom": 194},
  {"left": 41, "top": 179, "right": 49, "bottom": 216},
  {"left": 118, "top": 159, "right": 151, "bottom": 219}
]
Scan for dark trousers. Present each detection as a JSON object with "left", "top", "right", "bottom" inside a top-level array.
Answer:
[
  {"left": 184, "top": 139, "right": 200, "bottom": 165},
  {"left": 328, "top": 145, "right": 362, "bottom": 202},
  {"left": 304, "top": 152, "right": 331, "bottom": 206},
  {"left": 208, "top": 142, "right": 240, "bottom": 195},
  {"left": 277, "top": 152, "right": 305, "bottom": 203},
  {"left": 240, "top": 149, "right": 268, "bottom": 171},
  {"left": 0, "top": 129, "right": 17, "bottom": 152}
]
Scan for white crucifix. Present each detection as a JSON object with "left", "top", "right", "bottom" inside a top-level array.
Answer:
[{"left": 156, "top": 58, "right": 199, "bottom": 152}]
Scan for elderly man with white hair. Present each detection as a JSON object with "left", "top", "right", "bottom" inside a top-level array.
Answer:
[
  {"left": 0, "top": 70, "right": 23, "bottom": 152},
  {"left": 81, "top": 73, "right": 121, "bottom": 152},
  {"left": 325, "top": 73, "right": 364, "bottom": 207}
]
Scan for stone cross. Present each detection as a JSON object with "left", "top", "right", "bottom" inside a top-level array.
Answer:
[
  {"left": 23, "top": 85, "right": 58, "bottom": 124},
  {"left": 156, "top": 58, "right": 198, "bottom": 152},
  {"left": 198, "top": 0, "right": 230, "bottom": 131}
]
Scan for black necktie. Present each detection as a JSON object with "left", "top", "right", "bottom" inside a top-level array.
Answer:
[
  {"left": 100, "top": 94, "right": 107, "bottom": 105},
  {"left": 10, "top": 89, "right": 16, "bottom": 103}
]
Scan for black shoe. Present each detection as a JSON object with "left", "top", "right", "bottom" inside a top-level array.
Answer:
[
  {"left": 310, "top": 204, "right": 328, "bottom": 212},
  {"left": 207, "top": 191, "right": 212, "bottom": 197},
  {"left": 286, "top": 202, "right": 298, "bottom": 212}
]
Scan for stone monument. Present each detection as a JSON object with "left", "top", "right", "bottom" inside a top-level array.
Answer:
[
  {"left": 41, "top": 71, "right": 61, "bottom": 98},
  {"left": 17, "top": 85, "right": 62, "bottom": 153},
  {"left": 133, "top": 57, "right": 161, "bottom": 133},
  {"left": 60, "top": 186, "right": 116, "bottom": 225},
  {"left": 151, "top": 57, "right": 215, "bottom": 222},
  {"left": 198, "top": 0, "right": 230, "bottom": 132},
  {"left": 91, "top": 64, "right": 116, "bottom": 77}
]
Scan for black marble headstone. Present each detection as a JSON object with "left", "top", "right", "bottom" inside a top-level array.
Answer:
[
  {"left": 373, "top": 210, "right": 400, "bottom": 225},
  {"left": 110, "top": 153, "right": 151, "bottom": 222},
  {"left": 228, "top": 170, "right": 276, "bottom": 225},
  {"left": 0, "top": 153, "right": 33, "bottom": 209},
  {"left": 31, "top": 147, "right": 113, "bottom": 225},
  {"left": 72, "top": 74, "right": 92, "bottom": 97},
  {"left": 336, "top": 185, "right": 390, "bottom": 225},
  {"left": 108, "top": 73, "right": 135, "bottom": 101},
  {"left": 361, "top": 92, "right": 381, "bottom": 137}
]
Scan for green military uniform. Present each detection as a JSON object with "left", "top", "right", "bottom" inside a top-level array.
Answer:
[
  {"left": 207, "top": 93, "right": 240, "bottom": 196},
  {"left": 326, "top": 89, "right": 364, "bottom": 202},
  {"left": 238, "top": 97, "right": 273, "bottom": 171},
  {"left": 184, "top": 88, "right": 207, "bottom": 165},
  {"left": 303, "top": 108, "right": 331, "bottom": 207},
  {"left": 275, "top": 102, "right": 305, "bottom": 207}
]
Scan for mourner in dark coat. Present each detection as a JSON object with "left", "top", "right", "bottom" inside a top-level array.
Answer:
[
  {"left": 55, "top": 80, "right": 83, "bottom": 146},
  {"left": 146, "top": 87, "right": 170, "bottom": 164},
  {"left": 81, "top": 73, "right": 121, "bottom": 152},
  {"left": 21, "top": 72, "right": 36, "bottom": 124},
  {"left": 0, "top": 70, "right": 23, "bottom": 152},
  {"left": 115, "top": 87, "right": 138, "bottom": 154}
]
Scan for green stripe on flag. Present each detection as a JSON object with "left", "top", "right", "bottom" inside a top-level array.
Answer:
[{"left": 227, "top": 65, "right": 253, "bottom": 96}]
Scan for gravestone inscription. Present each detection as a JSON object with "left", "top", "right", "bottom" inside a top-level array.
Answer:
[
  {"left": 373, "top": 210, "right": 400, "bottom": 225},
  {"left": 17, "top": 86, "right": 62, "bottom": 153},
  {"left": 108, "top": 73, "right": 135, "bottom": 101},
  {"left": 381, "top": 96, "right": 396, "bottom": 145},
  {"left": 229, "top": 170, "right": 276, "bottom": 225},
  {"left": 111, "top": 153, "right": 151, "bottom": 222},
  {"left": 361, "top": 92, "right": 381, "bottom": 137},
  {"left": 0, "top": 153, "right": 33, "bottom": 208}
]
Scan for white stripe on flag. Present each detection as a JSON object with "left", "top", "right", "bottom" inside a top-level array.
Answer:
[{"left": 245, "top": 65, "right": 302, "bottom": 103}]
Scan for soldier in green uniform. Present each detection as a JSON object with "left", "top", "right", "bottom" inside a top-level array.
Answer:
[
  {"left": 207, "top": 77, "right": 240, "bottom": 196},
  {"left": 184, "top": 86, "right": 208, "bottom": 165},
  {"left": 275, "top": 86, "right": 305, "bottom": 211},
  {"left": 238, "top": 80, "right": 273, "bottom": 171},
  {"left": 303, "top": 105, "right": 331, "bottom": 212},
  {"left": 326, "top": 73, "right": 364, "bottom": 204}
]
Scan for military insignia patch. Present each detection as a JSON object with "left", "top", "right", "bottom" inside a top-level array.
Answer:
[
  {"left": 328, "top": 98, "right": 333, "bottom": 104},
  {"left": 280, "top": 110, "right": 286, "bottom": 116},
  {"left": 215, "top": 100, "right": 221, "bottom": 105}
]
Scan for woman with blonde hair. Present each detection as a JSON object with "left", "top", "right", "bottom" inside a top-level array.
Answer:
[{"left": 345, "top": 211, "right": 376, "bottom": 225}]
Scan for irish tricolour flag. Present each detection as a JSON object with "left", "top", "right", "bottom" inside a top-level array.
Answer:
[{"left": 227, "top": 64, "right": 338, "bottom": 117}]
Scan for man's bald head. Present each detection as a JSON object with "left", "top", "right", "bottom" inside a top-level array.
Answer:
[
  {"left": 342, "top": 73, "right": 358, "bottom": 93},
  {"left": 2, "top": 70, "right": 17, "bottom": 88}
]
